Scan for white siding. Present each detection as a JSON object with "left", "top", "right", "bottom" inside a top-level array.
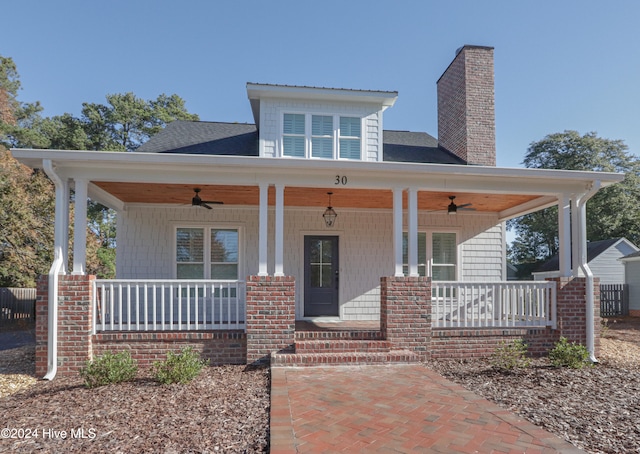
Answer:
[
  {"left": 625, "top": 260, "right": 640, "bottom": 312},
  {"left": 590, "top": 241, "right": 637, "bottom": 284},
  {"left": 117, "top": 206, "right": 504, "bottom": 320},
  {"left": 258, "top": 98, "right": 383, "bottom": 161}
]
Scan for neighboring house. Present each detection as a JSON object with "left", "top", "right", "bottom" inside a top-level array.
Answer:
[
  {"left": 11, "top": 45, "right": 624, "bottom": 378},
  {"left": 620, "top": 251, "right": 640, "bottom": 316},
  {"left": 533, "top": 238, "right": 639, "bottom": 284}
]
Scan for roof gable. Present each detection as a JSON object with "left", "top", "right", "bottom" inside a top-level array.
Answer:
[{"left": 535, "top": 238, "right": 638, "bottom": 273}]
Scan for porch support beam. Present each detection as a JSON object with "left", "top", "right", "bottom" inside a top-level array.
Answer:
[
  {"left": 407, "top": 188, "right": 419, "bottom": 277},
  {"left": 571, "top": 194, "right": 580, "bottom": 277},
  {"left": 73, "top": 178, "right": 89, "bottom": 275},
  {"left": 274, "top": 184, "right": 285, "bottom": 277},
  {"left": 393, "top": 187, "right": 404, "bottom": 277},
  {"left": 258, "top": 182, "right": 269, "bottom": 276},
  {"left": 61, "top": 178, "right": 70, "bottom": 274},
  {"left": 558, "top": 194, "right": 572, "bottom": 277}
]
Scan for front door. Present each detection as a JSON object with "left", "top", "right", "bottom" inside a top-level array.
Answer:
[{"left": 304, "top": 236, "right": 339, "bottom": 317}]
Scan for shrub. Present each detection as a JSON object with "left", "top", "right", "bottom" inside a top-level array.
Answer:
[
  {"left": 490, "top": 339, "right": 531, "bottom": 371},
  {"left": 548, "top": 337, "right": 591, "bottom": 369},
  {"left": 80, "top": 350, "right": 138, "bottom": 388},
  {"left": 152, "top": 347, "right": 209, "bottom": 384}
]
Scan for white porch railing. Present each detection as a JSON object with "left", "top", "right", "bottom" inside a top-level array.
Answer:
[
  {"left": 431, "top": 281, "right": 556, "bottom": 329},
  {"left": 93, "top": 280, "right": 246, "bottom": 332}
]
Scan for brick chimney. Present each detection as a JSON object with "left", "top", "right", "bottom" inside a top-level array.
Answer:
[{"left": 437, "top": 45, "right": 495, "bottom": 166}]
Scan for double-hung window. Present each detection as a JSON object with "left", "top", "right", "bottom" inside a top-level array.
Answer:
[
  {"left": 311, "top": 115, "right": 333, "bottom": 158},
  {"left": 282, "top": 113, "right": 361, "bottom": 160},
  {"left": 339, "top": 116, "right": 361, "bottom": 159},
  {"left": 431, "top": 233, "right": 457, "bottom": 280},
  {"left": 283, "top": 114, "right": 306, "bottom": 158},
  {"left": 176, "top": 227, "right": 240, "bottom": 280},
  {"left": 402, "top": 231, "right": 457, "bottom": 280}
]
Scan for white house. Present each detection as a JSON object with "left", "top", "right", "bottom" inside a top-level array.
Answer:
[
  {"left": 620, "top": 251, "right": 640, "bottom": 316},
  {"left": 11, "top": 45, "right": 625, "bottom": 377},
  {"left": 533, "top": 238, "right": 639, "bottom": 285}
]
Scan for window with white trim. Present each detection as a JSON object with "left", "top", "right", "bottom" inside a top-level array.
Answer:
[
  {"left": 432, "top": 232, "right": 457, "bottom": 280},
  {"left": 402, "top": 232, "right": 427, "bottom": 276},
  {"left": 339, "top": 116, "right": 361, "bottom": 159},
  {"left": 176, "top": 227, "right": 240, "bottom": 280},
  {"left": 282, "top": 113, "right": 362, "bottom": 160},
  {"left": 402, "top": 231, "right": 458, "bottom": 280},
  {"left": 283, "top": 114, "right": 305, "bottom": 158}
]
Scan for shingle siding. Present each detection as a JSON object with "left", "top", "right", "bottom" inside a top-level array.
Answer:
[{"left": 117, "top": 207, "right": 505, "bottom": 320}]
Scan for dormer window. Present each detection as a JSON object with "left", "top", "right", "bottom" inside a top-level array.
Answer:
[
  {"left": 339, "top": 117, "right": 361, "bottom": 159},
  {"left": 283, "top": 113, "right": 306, "bottom": 157},
  {"left": 282, "top": 113, "right": 362, "bottom": 160}
]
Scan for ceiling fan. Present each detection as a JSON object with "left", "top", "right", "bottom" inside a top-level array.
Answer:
[
  {"left": 191, "top": 188, "right": 223, "bottom": 209},
  {"left": 447, "top": 196, "right": 474, "bottom": 215}
]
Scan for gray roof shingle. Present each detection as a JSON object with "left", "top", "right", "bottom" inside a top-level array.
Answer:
[
  {"left": 535, "top": 238, "right": 622, "bottom": 273},
  {"left": 137, "top": 121, "right": 258, "bottom": 156},
  {"left": 137, "top": 120, "right": 466, "bottom": 164}
]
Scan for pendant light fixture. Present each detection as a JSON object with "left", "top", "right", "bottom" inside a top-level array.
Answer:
[{"left": 323, "top": 192, "right": 337, "bottom": 227}]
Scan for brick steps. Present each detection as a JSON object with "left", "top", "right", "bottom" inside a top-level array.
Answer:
[
  {"left": 272, "top": 328, "right": 420, "bottom": 367},
  {"left": 271, "top": 350, "right": 420, "bottom": 367},
  {"left": 294, "top": 330, "right": 384, "bottom": 341},
  {"left": 294, "top": 339, "right": 392, "bottom": 353}
]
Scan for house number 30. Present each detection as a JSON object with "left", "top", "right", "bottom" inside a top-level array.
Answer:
[{"left": 335, "top": 175, "right": 348, "bottom": 185}]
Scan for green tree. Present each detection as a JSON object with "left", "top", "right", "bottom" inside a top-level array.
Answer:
[
  {"left": 508, "top": 131, "right": 640, "bottom": 269},
  {"left": 1, "top": 54, "right": 200, "bottom": 283},
  {"left": 80, "top": 92, "right": 198, "bottom": 152},
  {"left": 0, "top": 146, "right": 54, "bottom": 286},
  {"left": 0, "top": 55, "right": 48, "bottom": 149}
]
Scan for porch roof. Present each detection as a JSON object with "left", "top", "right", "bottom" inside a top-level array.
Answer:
[{"left": 11, "top": 148, "right": 624, "bottom": 220}]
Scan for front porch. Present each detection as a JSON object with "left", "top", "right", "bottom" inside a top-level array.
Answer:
[{"left": 35, "top": 274, "right": 597, "bottom": 376}]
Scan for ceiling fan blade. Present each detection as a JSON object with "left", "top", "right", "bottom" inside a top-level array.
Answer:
[
  {"left": 201, "top": 200, "right": 223, "bottom": 205},
  {"left": 201, "top": 202, "right": 213, "bottom": 210},
  {"left": 457, "top": 203, "right": 473, "bottom": 208}
]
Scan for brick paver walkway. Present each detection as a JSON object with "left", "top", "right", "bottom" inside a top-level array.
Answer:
[{"left": 270, "top": 365, "right": 583, "bottom": 453}]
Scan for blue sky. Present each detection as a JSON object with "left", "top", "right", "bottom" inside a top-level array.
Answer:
[{"left": 3, "top": 0, "right": 640, "bottom": 167}]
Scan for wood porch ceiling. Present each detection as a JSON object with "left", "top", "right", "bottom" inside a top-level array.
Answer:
[{"left": 92, "top": 182, "right": 539, "bottom": 212}]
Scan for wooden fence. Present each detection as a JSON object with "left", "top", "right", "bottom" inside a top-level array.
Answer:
[
  {"left": 600, "top": 284, "right": 629, "bottom": 317},
  {"left": 0, "top": 288, "right": 36, "bottom": 325}
]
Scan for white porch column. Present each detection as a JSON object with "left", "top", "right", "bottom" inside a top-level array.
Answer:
[
  {"left": 558, "top": 194, "right": 572, "bottom": 277},
  {"left": 258, "top": 182, "right": 269, "bottom": 276},
  {"left": 72, "top": 178, "right": 88, "bottom": 275},
  {"left": 274, "top": 184, "right": 285, "bottom": 277},
  {"left": 61, "top": 178, "right": 70, "bottom": 275},
  {"left": 393, "top": 187, "right": 404, "bottom": 277},
  {"left": 407, "top": 188, "right": 419, "bottom": 277},
  {"left": 571, "top": 194, "right": 581, "bottom": 277}
]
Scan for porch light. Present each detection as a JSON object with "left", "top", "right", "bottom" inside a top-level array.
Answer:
[{"left": 323, "top": 192, "right": 337, "bottom": 227}]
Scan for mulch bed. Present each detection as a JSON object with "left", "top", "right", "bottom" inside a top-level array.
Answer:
[{"left": 0, "top": 363, "right": 269, "bottom": 453}]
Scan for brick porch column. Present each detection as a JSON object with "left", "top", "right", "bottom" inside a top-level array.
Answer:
[
  {"left": 548, "top": 276, "right": 601, "bottom": 355},
  {"left": 245, "top": 275, "right": 295, "bottom": 365},
  {"left": 380, "top": 276, "right": 431, "bottom": 360},
  {"left": 35, "top": 274, "right": 95, "bottom": 377}
]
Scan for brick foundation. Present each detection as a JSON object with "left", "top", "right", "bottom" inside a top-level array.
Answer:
[
  {"left": 380, "top": 276, "right": 431, "bottom": 360},
  {"left": 93, "top": 331, "right": 246, "bottom": 368},
  {"left": 35, "top": 275, "right": 95, "bottom": 376},
  {"left": 430, "top": 328, "right": 558, "bottom": 359},
  {"left": 245, "top": 275, "right": 295, "bottom": 365},
  {"left": 548, "top": 276, "right": 601, "bottom": 355}
]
